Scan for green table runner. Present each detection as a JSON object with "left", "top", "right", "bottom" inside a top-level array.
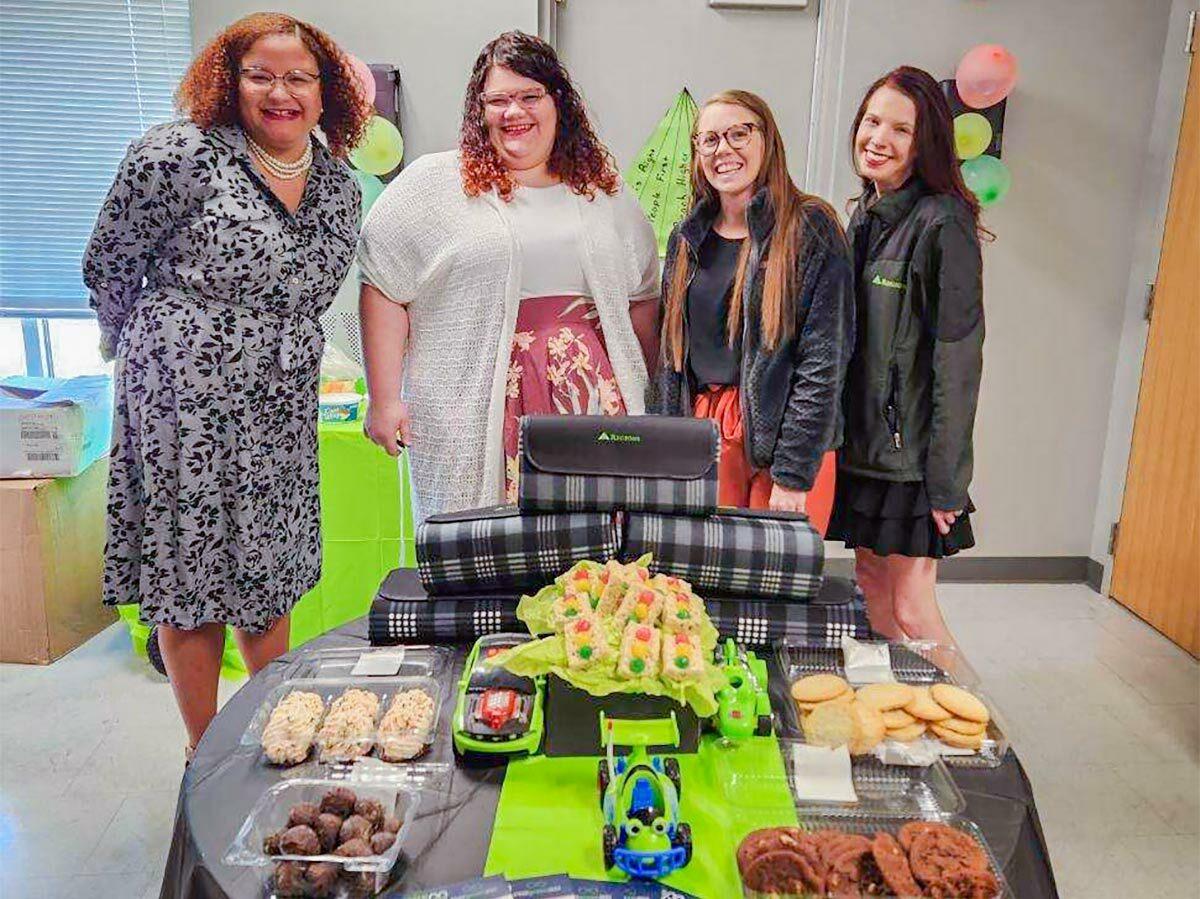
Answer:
[
  {"left": 485, "top": 734, "right": 797, "bottom": 897},
  {"left": 119, "top": 414, "right": 414, "bottom": 675}
]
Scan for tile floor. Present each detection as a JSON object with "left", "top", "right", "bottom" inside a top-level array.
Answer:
[{"left": 1, "top": 583, "right": 1196, "bottom": 898}]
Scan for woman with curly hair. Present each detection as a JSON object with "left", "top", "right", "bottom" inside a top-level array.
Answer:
[
  {"left": 82, "top": 13, "right": 368, "bottom": 752},
  {"left": 358, "top": 30, "right": 659, "bottom": 516}
]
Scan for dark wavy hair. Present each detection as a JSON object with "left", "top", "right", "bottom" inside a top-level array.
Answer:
[
  {"left": 850, "top": 66, "right": 992, "bottom": 239},
  {"left": 176, "top": 12, "right": 370, "bottom": 158},
  {"left": 459, "top": 30, "right": 618, "bottom": 201}
]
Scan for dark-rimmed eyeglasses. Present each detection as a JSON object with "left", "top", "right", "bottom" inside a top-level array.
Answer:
[
  {"left": 693, "top": 122, "right": 760, "bottom": 157},
  {"left": 239, "top": 67, "right": 321, "bottom": 95},
  {"left": 481, "top": 87, "right": 549, "bottom": 111}
]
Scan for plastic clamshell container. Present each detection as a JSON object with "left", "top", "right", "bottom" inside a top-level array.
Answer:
[
  {"left": 242, "top": 675, "right": 444, "bottom": 767},
  {"left": 776, "top": 638, "right": 981, "bottom": 689},
  {"left": 318, "top": 392, "right": 363, "bottom": 423},
  {"left": 287, "top": 645, "right": 452, "bottom": 681},
  {"left": 223, "top": 778, "right": 418, "bottom": 893},
  {"left": 737, "top": 814, "right": 1010, "bottom": 898},
  {"left": 714, "top": 737, "right": 965, "bottom": 817}
]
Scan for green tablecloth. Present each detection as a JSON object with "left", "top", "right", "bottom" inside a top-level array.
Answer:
[{"left": 119, "top": 414, "right": 414, "bottom": 676}]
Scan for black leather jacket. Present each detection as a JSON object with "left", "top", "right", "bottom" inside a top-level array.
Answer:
[
  {"left": 648, "top": 189, "right": 854, "bottom": 491},
  {"left": 840, "top": 179, "right": 984, "bottom": 510}
]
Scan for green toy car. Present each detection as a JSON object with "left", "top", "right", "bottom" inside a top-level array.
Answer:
[
  {"left": 597, "top": 712, "right": 693, "bottom": 879},
  {"left": 714, "top": 639, "right": 774, "bottom": 739},
  {"left": 453, "top": 633, "right": 545, "bottom": 759}
]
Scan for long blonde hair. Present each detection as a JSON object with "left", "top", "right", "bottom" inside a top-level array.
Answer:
[{"left": 662, "top": 90, "right": 838, "bottom": 371}]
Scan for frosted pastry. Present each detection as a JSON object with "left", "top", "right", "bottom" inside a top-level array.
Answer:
[
  {"left": 617, "top": 623, "right": 662, "bottom": 678},
  {"left": 261, "top": 690, "right": 325, "bottom": 765},
  {"left": 377, "top": 688, "right": 436, "bottom": 762},
  {"left": 616, "top": 584, "right": 664, "bottom": 627},
  {"left": 564, "top": 615, "right": 610, "bottom": 669},
  {"left": 661, "top": 631, "right": 705, "bottom": 681},
  {"left": 316, "top": 688, "right": 380, "bottom": 761}
]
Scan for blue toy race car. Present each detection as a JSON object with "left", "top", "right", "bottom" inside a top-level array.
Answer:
[{"left": 597, "top": 712, "right": 693, "bottom": 880}]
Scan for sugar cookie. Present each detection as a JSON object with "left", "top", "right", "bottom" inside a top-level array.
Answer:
[{"left": 930, "top": 684, "right": 989, "bottom": 724}]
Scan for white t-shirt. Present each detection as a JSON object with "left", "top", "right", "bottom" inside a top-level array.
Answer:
[{"left": 502, "top": 183, "right": 591, "bottom": 299}]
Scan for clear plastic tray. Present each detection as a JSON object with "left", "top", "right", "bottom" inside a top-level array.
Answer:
[
  {"left": 737, "top": 814, "right": 1010, "bottom": 898},
  {"left": 714, "top": 737, "right": 964, "bottom": 817},
  {"left": 241, "top": 675, "right": 444, "bottom": 767},
  {"left": 776, "top": 638, "right": 981, "bottom": 688},
  {"left": 286, "top": 645, "right": 452, "bottom": 680},
  {"left": 224, "top": 778, "right": 419, "bottom": 894}
]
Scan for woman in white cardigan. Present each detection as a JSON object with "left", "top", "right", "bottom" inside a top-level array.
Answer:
[{"left": 358, "top": 31, "right": 660, "bottom": 519}]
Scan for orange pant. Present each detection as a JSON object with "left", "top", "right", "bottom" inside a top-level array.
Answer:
[{"left": 693, "top": 385, "right": 836, "bottom": 535}]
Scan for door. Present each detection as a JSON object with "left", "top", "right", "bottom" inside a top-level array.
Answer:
[{"left": 1110, "top": 46, "right": 1200, "bottom": 656}]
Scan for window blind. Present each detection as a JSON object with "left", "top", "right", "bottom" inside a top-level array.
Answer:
[{"left": 0, "top": 0, "right": 191, "bottom": 317}]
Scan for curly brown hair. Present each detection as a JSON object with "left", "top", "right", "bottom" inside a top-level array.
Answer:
[
  {"left": 176, "top": 13, "right": 370, "bottom": 158},
  {"left": 460, "top": 31, "right": 618, "bottom": 201}
]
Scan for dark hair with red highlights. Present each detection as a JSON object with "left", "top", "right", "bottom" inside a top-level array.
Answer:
[
  {"left": 459, "top": 30, "right": 618, "bottom": 201},
  {"left": 176, "top": 12, "right": 370, "bottom": 158},
  {"left": 850, "top": 65, "right": 993, "bottom": 239}
]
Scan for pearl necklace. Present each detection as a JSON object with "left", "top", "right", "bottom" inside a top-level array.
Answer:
[{"left": 245, "top": 133, "right": 313, "bottom": 180}]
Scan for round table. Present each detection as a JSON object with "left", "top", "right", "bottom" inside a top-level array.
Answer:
[{"left": 160, "top": 619, "right": 1060, "bottom": 898}]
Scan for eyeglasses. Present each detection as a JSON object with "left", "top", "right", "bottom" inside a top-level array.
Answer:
[
  {"left": 481, "top": 87, "right": 548, "bottom": 111},
  {"left": 693, "top": 122, "right": 760, "bottom": 157},
  {"left": 239, "top": 67, "right": 321, "bottom": 95}
]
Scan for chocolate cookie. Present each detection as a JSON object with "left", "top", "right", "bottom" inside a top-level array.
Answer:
[
  {"left": 822, "top": 834, "right": 871, "bottom": 894},
  {"left": 872, "top": 831, "right": 921, "bottom": 896},
  {"left": 909, "top": 826, "right": 989, "bottom": 885},
  {"left": 278, "top": 824, "right": 320, "bottom": 856},
  {"left": 736, "top": 826, "right": 806, "bottom": 874},
  {"left": 319, "top": 786, "right": 357, "bottom": 818},
  {"left": 926, "top": 868, "right": 1001, "bottom": 898},
  {"left": 741, "top": 849, "right": 821, "bottom": 895}
]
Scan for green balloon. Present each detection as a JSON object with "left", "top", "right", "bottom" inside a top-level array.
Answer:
[
  {"left": 350, "top": 115, "right": 404, "bottom": 175},
  {"left": 961, "top": 155, "right": 1011, "bottom": 207},
  {"left": 954, "top": 112, "right": 993, "bottom": 160},
  {"left": 353, "top": 169, "right": 385, "bottom": 218}
]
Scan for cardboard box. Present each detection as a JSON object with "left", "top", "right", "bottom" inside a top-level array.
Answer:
[
  {"left": 0, "top": 457, "right": 115, "bottom": 664},
  {"left": 0, "top": 375, "right": 113, "bottom": 478}
]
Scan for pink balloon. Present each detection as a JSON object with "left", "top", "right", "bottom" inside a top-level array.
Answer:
[
  {"left": 347, "top": 53, "right": 376, "bottom": 107},
  {"left": 955, "top": 44, "right": 1018, "bottom": 109}
]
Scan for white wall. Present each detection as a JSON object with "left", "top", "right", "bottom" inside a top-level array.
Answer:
[
  {"left": 554, "top": 0, "right": 818, "bottom": 177},
  {"left": 807, "top": 0, "right": 1174, "bottom": 559},
  {"left": 1089, "top": 0, "right": 1195, "bottom": 586}
]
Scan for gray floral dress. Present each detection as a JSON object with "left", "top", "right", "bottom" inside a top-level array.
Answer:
[{"left": 83, "top": 121, "right": 360, "bottom": 633}]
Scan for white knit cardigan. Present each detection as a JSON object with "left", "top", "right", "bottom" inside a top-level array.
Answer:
[{"left": 357, "top": 151, "right": 660, "bottom": 520}]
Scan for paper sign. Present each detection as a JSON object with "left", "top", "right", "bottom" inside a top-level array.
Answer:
[
  {"left": 791, "top": 742, "right": 858, "bottom": 803},
  {"left": 351, "top": 648, "right": 405, "bottom": 677}
]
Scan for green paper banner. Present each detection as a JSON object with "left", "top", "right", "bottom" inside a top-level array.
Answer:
[{"left": 625, "top": 88, "right": 698, "bottom": 256}]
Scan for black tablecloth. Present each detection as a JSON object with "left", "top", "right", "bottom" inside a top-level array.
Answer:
[{"left": 161, "top": 619, "right": 1059, "bottom": 899}]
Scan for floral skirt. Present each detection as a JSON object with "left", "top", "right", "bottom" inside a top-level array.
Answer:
[{"left": 503, "top": 295, "right": 626, "bottom": 502}]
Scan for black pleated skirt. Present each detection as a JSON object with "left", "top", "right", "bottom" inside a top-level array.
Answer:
[{"left": 827, "top": 471, "right": 976, "bottom": 559}]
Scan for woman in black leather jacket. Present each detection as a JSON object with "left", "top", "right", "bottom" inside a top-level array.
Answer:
[{"left": 829, "top": 66, "right": 986, "bottom": 642}]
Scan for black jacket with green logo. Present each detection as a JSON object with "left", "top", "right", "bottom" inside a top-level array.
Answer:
[
  {"left": 840, "top": 178, "right": 984, "bottom": 510},
  {"left": 649, "top": 189, "right": 854, "bottom": 491}
]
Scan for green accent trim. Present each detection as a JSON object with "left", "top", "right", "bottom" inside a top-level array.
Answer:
[
  {"left": 871, "top": 273, "right": 905, "bottom": 290},
  {"left": 597, "top": 430, "right": 642, "bottom": 444}
]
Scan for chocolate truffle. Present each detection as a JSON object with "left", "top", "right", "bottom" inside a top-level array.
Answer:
[
  {"left": 286, "top": 802, "right": 320, "bottom": 829},
  {"left": 262, "top": 830, "right": 283, "bottom": 856},
  {"left": 334, "top": 837, "right": 372, "bottom": 858},
  {"left": 353, "top": 797, "right": 386, "bottom": 831},
  {"left": 278, "top": 824, "right": 320, "bottom": 856},
  {"left": 303, "top": 861, "right": 340, "bottom": 898},
  {"left": 319, "top": 786, "right": 357, "bottom": 818},
  {"left": 273, "top": 861, "right": 307, "bottom": 897},
  {"left": 370, "top": 831, "right": 396, "bottom": 855},
  {"left": 381, "top": 815, "right": 402, "bottom": 834},
  {"left": 339, "top": 814, "right": 373, "bottom": 845},
  {"left": 314, "top": 813, "right": 343, "bottom": 852}
]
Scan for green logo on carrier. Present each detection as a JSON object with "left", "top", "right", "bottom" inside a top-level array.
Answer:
[
  {"left": 871, "top": 273, "right": 905, "bottom": 291},
  {"left": 597, "top": 431, "right": 642, "bottom": 444}
]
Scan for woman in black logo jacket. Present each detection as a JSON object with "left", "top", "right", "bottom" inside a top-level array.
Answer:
[
  {"left": 828, "top": 67, "right": 986, "bottom": 643},
  {"left": 650, "top": 90, "right": 854, "bottom": 533}
]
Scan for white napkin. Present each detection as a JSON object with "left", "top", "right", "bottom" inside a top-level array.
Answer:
[
  {"left": 841, "top": 635, "right": 895, "bottom": 685},
  {"left": 350, "top": 648, "right": 405, "bottom": 677},
  {"left": 791, "top": 742, "right": 858, "bottom": 803},
  {"left": 873, "top": 736, "right": 942, "bottom": 767}
]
